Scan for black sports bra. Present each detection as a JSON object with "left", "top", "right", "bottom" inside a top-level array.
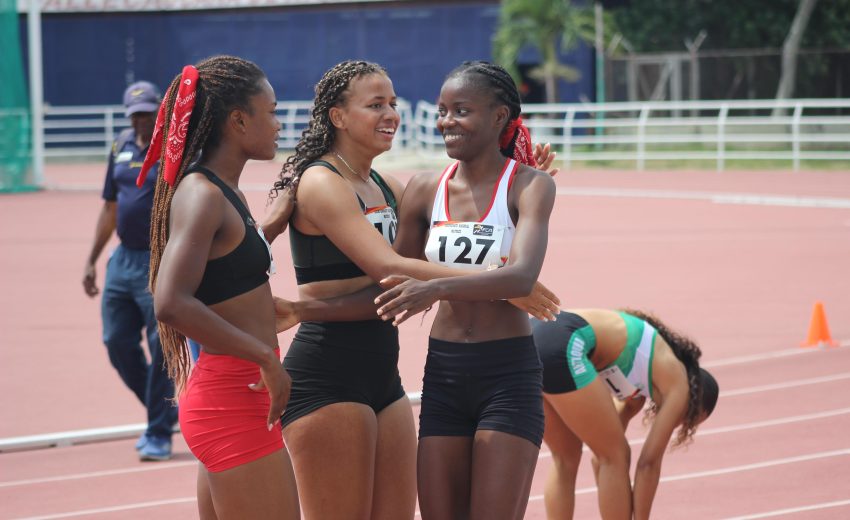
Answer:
[
  {"left": 289, "top": 160, "right": 397, "bottom": 285},
  {"left": 191, "top": 166, "right": 272, "bottom": 305}
]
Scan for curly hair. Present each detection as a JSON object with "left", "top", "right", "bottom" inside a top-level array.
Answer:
[
  {"left": 270, "top": 60, "right": 387, "bottom": 199},
  {"left": 622, "top": 309, "right": 717, "bottom": 447},
  {"left": 148, "top": 55, "right": 267, "bottom": 393},
  {"left": 444, "top": 60, "right": 523, "bottom": 159}
]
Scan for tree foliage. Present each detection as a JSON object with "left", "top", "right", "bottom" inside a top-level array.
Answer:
[
  {"left": 492, "top": 0, "right": 600, "bottom": 102},
  {"left": 612, "top": 0, "right": 850, "bottom": 52}
]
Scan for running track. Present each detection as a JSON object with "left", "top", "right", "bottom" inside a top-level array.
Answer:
[{"left": 1, "top": 160, "right": 848, "bottom": 519}]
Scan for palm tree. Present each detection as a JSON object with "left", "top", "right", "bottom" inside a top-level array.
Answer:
[{"left": 493, "top": 0, "right": 599, "bottom": 103}]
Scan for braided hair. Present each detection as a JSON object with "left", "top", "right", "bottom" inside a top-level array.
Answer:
[
  {"left": 148, "top": 55, "right": 266, "bottom": 393},
  {"left": 271, "top": 60, "right": 387, "bottom": 198},
  {"left": 622, "top": 309, "right": 718, "bottom": 447},
  {"left": 444, "top": 61, "right": 533, "bottom": 164}
]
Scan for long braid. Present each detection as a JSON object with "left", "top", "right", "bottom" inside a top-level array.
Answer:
[
  {"left": 271, "top": 60, "right": 387, "bottom": 199},
  {"left": 622, "top": 309, "right": 706, "bottom": 447},
  {"left": 148, "top": 55, "right": 266, "bottom": 393}
]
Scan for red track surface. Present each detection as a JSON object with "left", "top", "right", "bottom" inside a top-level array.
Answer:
[{"left": 1, "top": 161, "right": 848, "bottom": 519}]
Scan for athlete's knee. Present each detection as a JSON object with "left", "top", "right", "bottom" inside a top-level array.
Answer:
[
  {"left": 595, "top": 439, "right": 630, "bottom": 469},
  {"left": 549, "top": 447, "right": 581, "bottom": 476}
]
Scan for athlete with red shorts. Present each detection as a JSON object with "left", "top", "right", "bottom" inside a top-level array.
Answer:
[{"left": 142, "top": 56, "right": 299, "bottom": 519}]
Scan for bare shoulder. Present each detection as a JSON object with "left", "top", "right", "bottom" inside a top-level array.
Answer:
[
  {"left": 297, "top": 163, "right": 345, "bottom": 191},
  {"left": 400, "top": 169, "right": 443, "bottom": 202},
  {"left": 171, "top": 172, "right": 225, "bottom": 217},
  {"left": 513, "top": 163, "right": 556, "bottom": 191},
  {"left": 510, "top": 164, "right": 556, "bottom": 214},
  {"left": 408, "top": 169, "right": 443, "bottom": 191},
  {"left": 294, "top": 163, "right": 353, "bottom": 207}
]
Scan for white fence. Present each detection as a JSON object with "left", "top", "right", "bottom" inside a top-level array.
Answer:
[
  {"left": 412, "top": 99, "right": 850, "bottom": 171},
  {"left": 40, "top": 99, "right": 415, "bottom": 159},
  {"left": 38, "top": 99, "right": 850, "bottom": 171}
]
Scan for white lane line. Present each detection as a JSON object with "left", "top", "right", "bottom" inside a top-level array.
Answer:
[
  {"left": 23, "top": 449, "right": 850, "bottom": 520},
  {"left": 722, "top": 499, "right": 850, "bottom": 519},
  {"left": 415, "top": 450, "right": 850, "bottom": 517},
  {"left": 0, "top": 461, "right": 196, "bottom": 488},
  {"left": 660, "top": 449, "right": 850, "bottom": 482},
  {"left": 404, "top": 360, "right": 849, "bottom": 410},
  {"left": 12, "top": 497, "right": 196, "bottom": 520},
  {"left": 720, "top": 372, "right": 850, "bottom": 397},
  {"left": 5, "top": 390, "right": 848, "bottom": 489},
  {"left": 537, "top": 406, "right": 850, "bottom": 460},
  {"left": 702, "top": 347, "right": 818, "bottom": 368},
  {"left": 538, "top": 449, "right": 850, "bottom": 499},
  {"left": 690, "top": 407, "right": 850, "bottom": 438},
  {"left": 555, "top": 186, "right": 850, "bottom": 209},
  {"left": 2, "top": 329, "right": 843, "bottom": 452}
]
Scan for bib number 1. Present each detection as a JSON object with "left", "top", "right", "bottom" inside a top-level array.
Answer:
[
  {"left": 366, "top": 206, "right": 397, "bottom": 245},
  {"left": 599, "top": 366, "right": 640, "bottom": 401}
]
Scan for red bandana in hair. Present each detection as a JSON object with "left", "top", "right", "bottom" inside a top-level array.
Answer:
[
  {"left": 136, "top": 65, "right": 199, "bottom": 187},
  {"left": 499, "top": 117, "right": 537, "bottom": 168}
]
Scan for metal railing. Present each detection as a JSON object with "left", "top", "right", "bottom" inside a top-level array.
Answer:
[
  {"left": 38, "top": 98, "right": 850, "bottom": 171},
  {"left": 411, "top": 99, "right": 850, "bottom": 171},
  {"left": 40, "top": 99, "right": 414, "bottom": 159}
]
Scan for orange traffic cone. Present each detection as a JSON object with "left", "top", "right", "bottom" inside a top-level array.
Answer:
[{"left": 801, "top": 301, "right": 838, "bottom": 348}]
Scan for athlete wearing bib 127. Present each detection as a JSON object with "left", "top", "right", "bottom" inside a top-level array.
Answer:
[
  {"left": 418, "top": 156, "right": 544, "bottom": 448},
  {"left": 371, "top": 61, "right": 557, "bottom": 520},
  {"left": 425, "top": 158, "right": 517, "bottom": 270}
]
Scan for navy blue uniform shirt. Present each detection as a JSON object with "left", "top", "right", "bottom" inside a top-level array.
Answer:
[{"left": 101, "top": 129, "right": 158, "bottom": 250}]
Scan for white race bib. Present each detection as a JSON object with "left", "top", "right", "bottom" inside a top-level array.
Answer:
[
  {"left": 365, "top": 206, "right": 397, "bottom": 245},
  {"left": 425, "top": 221, "right": 506, "bottom": 271},
  {"left": 599, "top": 366, "right": 641, "bottom": 401}
]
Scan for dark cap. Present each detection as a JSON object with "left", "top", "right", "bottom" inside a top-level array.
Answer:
[{"left": 123, "top": 81, "right": 161, "bottom": 117}]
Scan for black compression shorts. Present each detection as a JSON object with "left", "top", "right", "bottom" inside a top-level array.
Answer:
[
  {"left": 281, "top": 319, "right": 406, "bottom": 428},
  {"left": 418, "top": 335, "right": 544, "bottom": 448}
]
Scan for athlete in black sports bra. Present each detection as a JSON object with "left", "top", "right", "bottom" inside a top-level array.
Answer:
[
  {"left": 281, "top": 159, "right": 405, "bottom": 431},
  {"left": 145, "top": 57, "right": 298, "bottom": 520},
  {"left": 190, "top": 166, "right": 273, "bottom": 306}
]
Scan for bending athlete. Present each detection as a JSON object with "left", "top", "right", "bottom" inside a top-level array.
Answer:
[{"left": 531, "top": 309, "right": 719, "bottom": 520}]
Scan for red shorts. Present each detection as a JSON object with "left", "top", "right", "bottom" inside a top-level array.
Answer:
[{"left": 179, "top": 348, "right": 284, "bottom": 473}]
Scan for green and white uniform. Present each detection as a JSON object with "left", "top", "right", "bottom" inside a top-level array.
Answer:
[{"left": 532, "top": 311, "right": 656, "bottom": 399}]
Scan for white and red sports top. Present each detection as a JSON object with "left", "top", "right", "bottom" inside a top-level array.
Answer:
[{"left": 424, "top": 158, "right": 518, "bottom": 271}]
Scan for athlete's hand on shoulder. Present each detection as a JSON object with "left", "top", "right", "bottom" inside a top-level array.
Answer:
[
  {"left": 375, "top": 275, "right": 439, "bottom": 326},
  {"left": 533, "top": 143, "right": 560, "bottom": 177},
  {"left": 82, "top": 262, "right": 99, "bottom": 297},
  {"left": 249, "top": 354, "right": 290, "bottom": 430},
  {"left": 509, "top": 280, "right": 560, "bottom": 321},
  {"left": 261, "top": 188, "right": 296, "bottom": 244},
  {"left": 273, "top": 295, "right": 301, "bottom": 333}
]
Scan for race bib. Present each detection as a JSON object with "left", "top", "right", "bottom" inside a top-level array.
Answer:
[
  {"left": 256, "top": 227, "right": 276, "bottom": 275},
  {"left": 425, "top": 221, "right": 506, "bottom": 271},
  {"left": 599, "top": 366, "right": 641, "bottom": 401},
  {"left": 365, "top": 206, "right": 397, "bottom": 245}
]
